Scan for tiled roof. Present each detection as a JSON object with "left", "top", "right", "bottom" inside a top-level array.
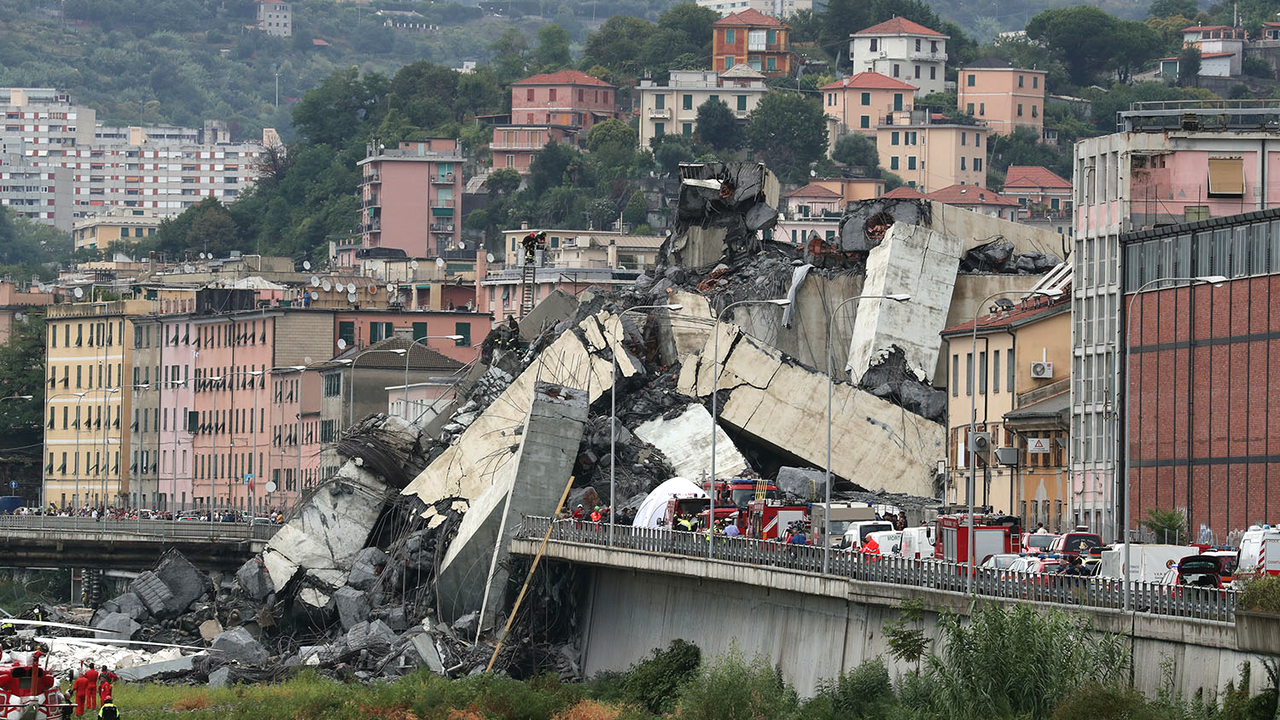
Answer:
[
  {"left": 721, "top": 63, "right": 767, "bottom": 79},
  {"left": 1160, "top": 51, "right": 1237, "bottom": 60},
  {"left": 925, "top": 184, "right": 1019, "bottom": 207},
  {"left": 819, "top": 72, "right": 918, "bottom": 91},
  {"left": 785, "top": 183, "right": 842, "bottom": 199},
  {"left": 854, "top": 17, "right": 946, "bottom": 37},
  {"left": 941, "top": 293, "right": 1070, "bottom": 336},
  {"left": 1182, "top": 25, "right": 1234, "bottom": 32},
  {"left": 714, "top": 8, "right": 783, "bottom": 27},
  {"left": 880, "top": 186, "right": 925, "bottom": 199},
  {"left": 1004, "top": 165, "right": 1071, "bottom": 190},
  {"left": 512, "top": 70, "right": 613, "bottom": 88}
]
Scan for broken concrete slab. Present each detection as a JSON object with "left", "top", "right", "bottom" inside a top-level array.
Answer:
[
  {"left": 634, "top": 404, "right": 748, "bottom": 482},
  {"left": 518, "top": 289, "right": 579, "bottom": 342},
  {"left": 208, "top": 667, "right": 231, "bottom": 689},
  {"left": 104, "top": 592, "right": 149, "bottom": 622},
  {"left": 402, "top": 312, "right": 642, "bottom": 524},
  {"left": 346, "top": 619, "right": 396, "bottom": 652},
  {"left": 333, "top": 586, "right": 371, "bottom": 630},
  {"left": 848, "top": 221, "right": 961, "bottom": 383},
  {"left": 235, "top": 558, "right": 272, "bottom": 601},
  {"left": 682, "top": 324, "right": 943, "bottom": 497},
  {"left": 437, "top": 381, "right": 589, "bottom": 627},
  {"left": 211, "top": 626, "right": 269, "bottom": 665},
  {"left": 114, "top": 655, "right": 196, "bottom": 682},
  {"left": 347, "top": 547, "right": 388, "bottom": 590},
  {"left": 408, "top": 630, "right": 445, "bottom": 675},
  {"left": 92, "top": 612, "right": 140, "bottom": 641},
  {"left": 129, "top": 572, "right": 181, "bottom": 619},
  {"left": 654, "top": 291, "right": 714, "bottom": 367},
  {"left": 199, "top": 619, "right": 224, "bottom": 642},
  {"left": 261, "top": 461, "right": 392, "bottom": 606},
  {"left": 153, "top": 550, "right": 208, "bottom": 613},
  {"left": 776, "top": 466, "right": 828, "bottom": 501}
]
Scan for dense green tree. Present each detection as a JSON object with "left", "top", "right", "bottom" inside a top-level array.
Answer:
[
  {"left": 583, "top": 16, "right": 654, "bottom": 77},
  {"left": 1085, "top": 81, "right": 1217, "bottom": 133},
  {"left": 531, "top": 24, "right": 571, "bottom": 71},
  {"left": 292, "top": 67, "right": 388, "bottom": 146},
  {"left": 490, "top": 29, "right": 530, "bottom": 82},
  {"left": 623, "top": 191, "right": 648, "bottom": 228},
  {"left": 831, "top": 133, "right": 880, "bottom": 173},
  {"left": 1149, "top": 0, "right": 1197, "bottom": 17},
  {"left": 657, "top": 3, "right": 718, "bottom": 55},
  {"left": 586, "top": 119, "right": 637, "bottom": 153},
  {"left": 650, "top": 134, "right": 699, "bottom": 175},
  {"left": 987, "top": 127, "right": 1072, "bottom": 182},
  {"left": 487, "top": 168, "right": 523, "bottom": 196},
  {"left": 528, "top": 141, "right": 583, "bottom": 198},
  {"left": 1026, "top": 7, "right": 1164, "bottom": 85},
  {"left": 744, "top": 93, "right": 828, "bottom": 183},
  {"left": 0, "top": 317, "right": 46, "bottom": 435},
  {"left": 1244, "top": 56, "right": 1274, "bottom": 79},
  {"left": 1178, "top": 46, "right": 1202, "bottom": 86},
  {"left": 0, "top": 207, "right": 71, "bottom": 270},
  {"left": 694, "top": 99, "right": 742, "bottom": 152},
  {"left": 785, "top": 9, "right": 821, "bottom": 43},
  {"left": 819, "top": 0, "right": 869, "bottom": 60},
  {"left": 151, "top": 196, "right": 241, "bottom": 257}
]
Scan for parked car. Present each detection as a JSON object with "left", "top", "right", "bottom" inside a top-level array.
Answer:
[
  {"left": 980, "top": 553, "right": 1022, "bottom": 571},
  {"left": 1049, "top": 531, "right": 1103, "bottom": 558},
  {"left": 1021, "top": 533, "right": 1060, "bottom": 555}
]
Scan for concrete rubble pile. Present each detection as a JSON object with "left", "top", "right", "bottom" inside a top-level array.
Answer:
[{"left": 88, "top": 161, "right": 1074, "bottom": 687}]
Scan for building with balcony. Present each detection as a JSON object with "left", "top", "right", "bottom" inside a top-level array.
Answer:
[
  {"left": 849, "top": 17, "right": 948, "bottom": 97},
  {"left": 256, "top": 0, "right": 292, "bottom": 37},
  {"left": 73, "top": 207, "right": 162, "bottom": 251},
  {"left": 875, "top": 110, "right": 988, "bottom": 192},
  {"left": 940, "top": 282, "right": 1072, "bottom": 531},
  {"left": 696, "top": 0, "right": 811, "bottom": 17},
  {"left": 821, "top": 72, "right": 916, "bottom": 138},
  {"left": 636, "top": 65, "right": 769, "bottom": 149},
  {"left": 1071, "top": 100, "right": 1280, "bottom": 540},
  {"left": 1003, "top": 165, "right": 1072, "bottom": 216},
  {"left": 510, "top": 70, "right": 615, "bottom": 131},
  {"left": 498, "top": 225, "right": 663, "bottom": 272},
  {"left": 358, "top": 139, "right": 464, "bottom": 258},
  {"left": 957, "top": 59, "right": 1046, "bottom": 137},
  {"left": 712, "top": 9, "right": 793, "bottom": 76},
  {"left": 490, "top": 126, "right": 576, "bottom": 174}
]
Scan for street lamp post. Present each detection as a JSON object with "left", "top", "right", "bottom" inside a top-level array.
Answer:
[
  {"left": 708, "top": 298, "right": 790, "bottom": 557},
  {"left": 401, "top": 336, "right": 464, "bottom": 421},
  {"left": 822, "top": 294, "right": 911, "bottom": 574},
  {"left": 1121, "top": 274, "right": 1224, "bottom": 611},
  {"left": 610, "top": 304, "right": 682, "bottom": 546},
  {"left": 966, "top": 290, "right": 1057, "bottom": 595},
  {"left": 346, "top": 348, "right": 405, "bottom": 430}
]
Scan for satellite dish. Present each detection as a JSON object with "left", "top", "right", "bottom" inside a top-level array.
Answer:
[
  {"left": 303, "top": 260, "right": 312, "bottom": 270},
  {"left": 369, "top": 284, "right": 377, "bottom": 295},
  {"left": 304, "top": 356, "right": 312, "bottom": 365},
  {"left": 347, "top": 292, "right": 358, "bottom": 303},
  {"left": 386, "top": 284, "right": 395, "bottom": 294},
  {"left": 338, "top": 282, "right": 348, "bottom": 293},
  {"left": 73, "top": 287, "right": 84, "bottom": 299},
  {"left": 322, "top": 280, "right": 332, "bottom": 292},
  {"left": 265, "top": 481, "right": 277, "bottom": 493},
  {"left": 486, "top": 253, "right": 495, "bottom": 263},
  {"left": 459, "top": 241, "right": 467, "bottom": 249},
  {"left": 410, "top": 260, "right": 419, "bottom": 270},
  {"left": 435, "top": 258, "right": 445, "bottom": 268},
  {"left": 309, "top": 291, "right": 319, "bottom": 300},
  {"left": 310, "top": 276, "right": 320, "bottom": 287},
  {"left": 199, "top": 252, "right": 207, "bottom": 259},
  {"left": 337, "top": 338, "right": 347, "bottom": 350}
]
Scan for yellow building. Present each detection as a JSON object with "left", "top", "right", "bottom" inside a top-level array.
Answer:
[
  {"left": 875, "top": 110, "right": 988, "bottom": 192},
  {"left": 43, "top": 299, "right": 153, "bottom": 509},
  {"left": 72, "top": 207, "right": 162, "bottom": 252},
  {"left": 939, "top": 275, "right": 1071, "bottom": 530}
]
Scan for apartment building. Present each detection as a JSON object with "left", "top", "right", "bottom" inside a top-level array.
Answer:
[
  {"left": 499, "top": 225, "right": 663, "bottom": 272},
  {"left": 636, "top": 65, "right": 769, "bottom": 149},
  {"left": 510, "top": 70, "right": 615, "bottom": 131},
  {"left": 875, "top": 110, "right": 988, "bottom": 192},
  {"left": 940, "top": 287, "right": 1071, "bottom": 528},
  {"left": 820, "top": 72, "right": 916, "bottom": 137},
  {"left": 1002, "top": 165, "right": 1072, "bottom": 214},
  {"left": 0, "top": 282, "right": 51, "bottom": 345},
  {"left": 491, "top": 126, "right": 575, "bottom": 174},
  {"left": 957, "top": 59, "right": 1046, "bottom": 137},
  {"left": 358, "top": 139, "right": 464, "bottom": 258},
  {"left": 256, "top": 0, "right": 293, "bottom": 37},
  {"left": 0, "top": 89, "right": 269, "bottom": 231},
  {"left": 73, "top": 207, "right": 161, "bottom": 251},
  {"left": 696, "top": 0, "right": 811, "bottom": 17},
  {"left": 43, "top": 299, "right": 153, "bottom": 510},
  {"left": 1072, "top": 101, "right": 1280, "bottom": 539},
  {"left": 849, "top": 18, "right": 948, "bottom": 97},
  {"left": 712, "top": 9, "right": 793, "bottom": 76}
]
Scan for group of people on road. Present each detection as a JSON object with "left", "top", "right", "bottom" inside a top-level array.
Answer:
[
  {"left": 45, "top": 662, "right": 118, "bottom": 719},
  {"left": 569, "top": 504, "right": 638, "bottom": 527}
]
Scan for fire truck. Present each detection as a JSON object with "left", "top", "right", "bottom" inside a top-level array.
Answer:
[
  {"left": 746, "top": 498, "right": 810, "bottom": 540},
  {"left": 934, "top": 513, "right": 1023, "bottom": 565},
  {"left": 704, "top": 478, "right": 779, "bottom": 531}
]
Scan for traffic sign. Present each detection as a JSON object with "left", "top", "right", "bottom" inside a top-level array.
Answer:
[{"left": 8, "top": 481, "right": 15, "bottom": 489}]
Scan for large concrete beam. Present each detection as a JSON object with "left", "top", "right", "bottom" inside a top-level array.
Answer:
[
  {"left": 402, "top": 312, "right": 642, "bottom": 522},
  {"left": 679, "top": 324, "right": 942, "bottom": 496},
  {"left": 634, "top": 403, "right": 748, "bottom": 482},
  {"left": 848, "top": 222, "right": 961, "bottom": 383}
]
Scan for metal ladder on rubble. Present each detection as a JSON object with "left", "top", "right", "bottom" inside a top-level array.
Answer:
[{"left": 519, "top": 257, "right": 536, "bottom": 318}]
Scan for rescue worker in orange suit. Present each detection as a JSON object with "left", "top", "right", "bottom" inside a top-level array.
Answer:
[
  {"left": 97, "top": 671, "right": 113, "bottom": 709},
  {"left": 82, "top": 664, "right": 100, "bottom": 712},
  {"left": 72, "top": 670, "right": 89, "bottom": 717}
]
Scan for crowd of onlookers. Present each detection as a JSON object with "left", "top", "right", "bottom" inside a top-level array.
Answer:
[{"left": 0, "top": 505, "right": 287, "bottom": 523}]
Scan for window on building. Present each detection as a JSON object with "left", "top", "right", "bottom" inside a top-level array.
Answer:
[
  {"left": 951, "top": 354, "right": 959, "bottom": 397},
  {"left": 860, "top": 115, "right": 870, "bottom": 128},
  {"left": 860, "top": 92, "right": 870, "bottom": 106},
  {"left": 966, "top": 103, "right": 974, "bottom": 115},
  {"left": 914, "top": 65, "right": 921, "bottom": 79},
  {"left": 966, "top": 352, "right": 973, "bottom": 396},
  {"left": 961, "top": 133, "right": 967, "bottom": 146},
  {"left": 931, "top": 41, "right": 938, "bottom": 52},
  {"left": 915, "top": 38, "right": 921, "bottom": 51},
  {"left": 526, "top": 88, "right": 534, "bottom": 102},
  {"left": 737, "top": 95, "right": 747, "bottom": 111},
  {"left": 654, "top": 94, "right": 665, "bottom": 110},
  {"left": 1033, "top": 76, "right": 1039, "bottom": 88},
  {"left": 1019, "top": 75, "right": 1024, "bottom": 88},
  {"left": 1032, "top": 105, "right": 1038, "bottom": 118},
  {"left": 654, "top": 122, "right": 664, "bottom": 137},
  {"left": 892, "top": 64, "right": 900, "bottom": 77},
  {"left": 338, "top": 321, "right": 355, "bottom": 347},
  {"left": 683, "top": 94, "right": 693, "bottom": 110},
  {"left": 890, "top": 156, "right": 899, "bottom": 170},
  {"left": 369, "top": 321, "right": 394, "bottom": 342},
  {"left": 908, "top": 156, "right": 916, "bottom": 170},
  {"left": 974, "top": 158, "right": 982, "bottom": 172},
  {"left": 766, "top": 56, "right": 776, "bottom": 71},
  {"left": 767, "top": 29, "right": 776, "bottom": 45},
  {"left": 967, "top": 74, "right": 975, "bottom": 86},
  {"left": 724, "top": 57, "right": 733, "bottom": 70},
  {"left": 726, "top": 29, "right": 735, "bottom": 44},
  {"left": 979, "top": 103, "right": 985, "bottom": 115},
  {"left": 891, "top": 131, "right": 900, "bottom": 145},
  {"left": 682, "top": 123, "right": 692, "bottom": 136},
  {"left": 549, "top": 88, "right": 557, "bottom": 101},
  {"left": 869, "top": 39, "right": 877, "bottom": 51},
  {"left": 961, "top": 157, "right": 967, "bottom": 170},
  {"left": 1017, "top": 103, "right": 1023, "bottom": 116},
  {"left": 992, "top": 350, "right": 1000, "bottom": 393},
  {"left": 1208, "top": 156, "right": 1244, "bottom": 196},
  {"left": 930, "top": 66, "right": 937, "bottom": 80},
  {"left": 455, "top": 322, "right": 471, "bottom": 346}
]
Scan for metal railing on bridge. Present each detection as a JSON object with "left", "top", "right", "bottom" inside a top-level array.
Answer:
[
  {"left": 0, "top": 515, "right": 281, "bottom": 543},
  {"left": 518, "top": 517, "right": 1237, "bottom": 623}
]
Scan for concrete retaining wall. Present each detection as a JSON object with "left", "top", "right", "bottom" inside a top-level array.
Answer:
[{"left": 513, "top": 539, "right": 1270, "bottom": 699}]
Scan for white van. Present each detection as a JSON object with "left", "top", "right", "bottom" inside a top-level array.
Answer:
[
  {"left": 1097, "top": 544, "right": 1198, "bottom": 583},
  {"left": 864, "top": 530, "right": 904, "bottom": 555},
  {"left": 842, "top": 520, "right": 894, "bottom": 549},
  {"left": 1238, "top": 526, "right": 1280, "bottom": 576},
  {"left": 899, "top": 526, "right": 935, "bottom": 560}
]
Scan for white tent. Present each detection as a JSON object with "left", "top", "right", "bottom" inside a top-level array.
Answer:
[{"left": 632, "top": 477, "right": 705, "bottom": 528}]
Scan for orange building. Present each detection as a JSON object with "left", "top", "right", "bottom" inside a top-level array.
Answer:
[
  {"left": 713, "top": 9, "right": 792, "bottom": 76},
  {"left": 820, "top": 72, "right": 916, "bottom": 136},
  {"left": 957, "top": 58, "right": 1046, "bottom": 138}
]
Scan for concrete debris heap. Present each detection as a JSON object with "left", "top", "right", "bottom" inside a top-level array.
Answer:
[{"left": 82, "top": 161, "right": 1070, "bottom": 686}]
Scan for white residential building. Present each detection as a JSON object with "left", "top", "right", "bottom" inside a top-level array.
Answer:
[
  {"left": 695, "top": 0, "right": 810, "bottom": 18},
  {"left": 635, "top": 65, "right": 769, "bottom": 149},
  {"left": 848, "top": 17, "right": 948, "bottom": 97},
  {"left": 256, "top": 0, "right": 293, "bottom": 37}
]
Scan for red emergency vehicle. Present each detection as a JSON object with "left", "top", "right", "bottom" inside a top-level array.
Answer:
[
  {"left": 934, "top": 513, "right": 1023, "bottom": 565},
  {"left": 746, "top": 498, "right": 810, "bottom": 540}
]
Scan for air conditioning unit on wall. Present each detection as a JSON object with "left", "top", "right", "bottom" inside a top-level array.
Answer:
[{"left": 1030, "top": 361, "right": 1053, "bottom": 379}]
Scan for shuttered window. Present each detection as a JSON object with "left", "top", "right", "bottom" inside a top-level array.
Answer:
[{"left": 1208, "top": 156, "right": 1244, "bottom": 196}]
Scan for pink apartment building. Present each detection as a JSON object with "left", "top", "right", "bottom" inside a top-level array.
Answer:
[
  {"left": 509, "top": 70, "right": 615, "bottom": 130},
  {"left": 821, "top": 72, "right": 916, "bottom": 137},
  {"left": 491, "top": 126, "right": 576, "bottom": 174},
  {"left": 358, "top": 139, "right": 464, "bottom": 258},
  {"left": 157, "top": 315, "right": 196, "bottom": 511},
  {"left": 332, "top": 310, "right": 488, "bottom": 364},
  {"left": 957, "top": 58, "right": 1046, "bottom": 138}
]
